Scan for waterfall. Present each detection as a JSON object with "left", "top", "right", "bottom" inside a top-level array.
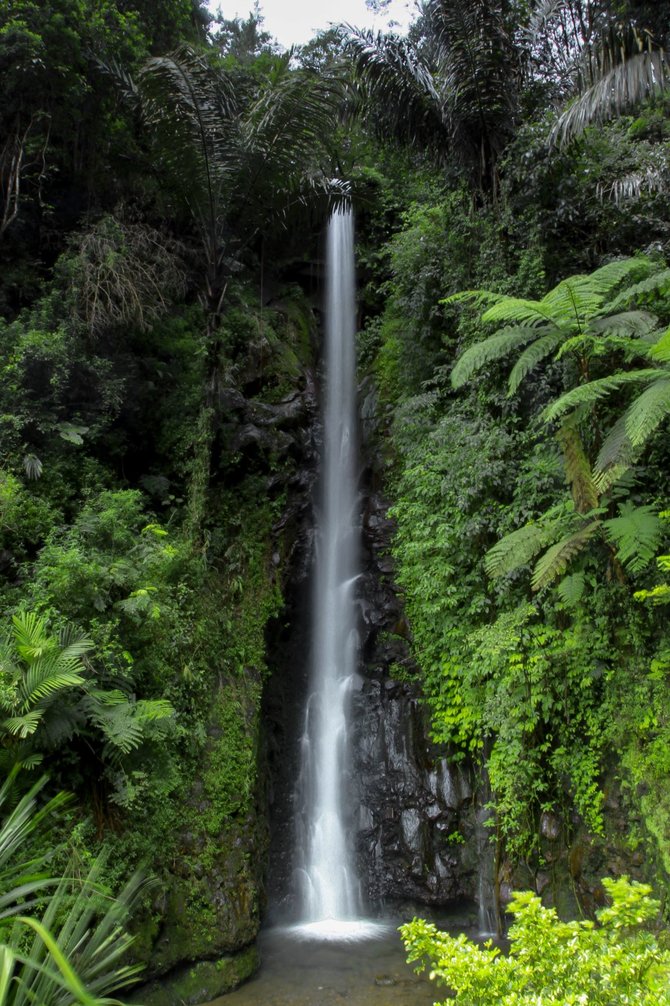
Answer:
[{"left": 294, "top": 206, "right": 364, "bottom": 933}]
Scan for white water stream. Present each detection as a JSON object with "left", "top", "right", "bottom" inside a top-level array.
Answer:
[{"left": 294, "top": 207, "right": 368, "bottom": 937}]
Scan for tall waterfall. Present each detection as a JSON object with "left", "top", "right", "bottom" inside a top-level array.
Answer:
[{"left": 295, "top": 207, "right": 362, "bottom": 930}]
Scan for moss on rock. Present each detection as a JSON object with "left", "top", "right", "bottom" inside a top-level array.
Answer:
[{"left": 131, "top": 945, "right": 259, "bottom": 1006}]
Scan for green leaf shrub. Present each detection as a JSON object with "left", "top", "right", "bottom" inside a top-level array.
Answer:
[{"left": 401, "top": 877, "right": 670, "bottom": 1005}]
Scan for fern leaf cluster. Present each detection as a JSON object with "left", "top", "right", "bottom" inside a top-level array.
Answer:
[
  {"left": 449, "top": 257, "right": 661, "bottom": 397},
  {"left": 451, "top": 327, "right": 540, "bottom": 389},
  {"left": 603, "top": 504, "right": 662, "bottom": 573},
  {"left": 531, "top": 521, "right": 601, "bottom": 592}
]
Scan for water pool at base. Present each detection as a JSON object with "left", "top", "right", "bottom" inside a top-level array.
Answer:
[{"left": 204, "top": 908, "right": 481, "bottom": 1006}]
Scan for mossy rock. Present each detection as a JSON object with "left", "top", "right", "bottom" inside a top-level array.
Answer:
[{"left": 131, "top": 945, "right": 259, "bottom": 1006}]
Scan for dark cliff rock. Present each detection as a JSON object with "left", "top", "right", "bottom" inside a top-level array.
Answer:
[{"left": 352, "top": 486, "right": 478, "bottom": 909}]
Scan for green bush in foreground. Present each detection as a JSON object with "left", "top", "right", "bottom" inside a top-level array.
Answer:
[{"left": 401, "top": 877, "right": 670, "bottom": 1005}]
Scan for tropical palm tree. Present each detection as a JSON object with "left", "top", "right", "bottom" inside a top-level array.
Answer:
[
  {"left": 340, "top": 0, "right": 521, "bottom": 196},
  {"left": 112, "top": 43, "right": 348, "bottom": 535}
]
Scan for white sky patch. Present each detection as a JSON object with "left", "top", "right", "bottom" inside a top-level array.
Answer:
[{"left": 210, "top": 0, "right": 417, "bottom": 48}]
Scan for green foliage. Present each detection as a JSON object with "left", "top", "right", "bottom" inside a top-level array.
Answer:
[
  {"left": 448, "top": 257, "right": 659, "bottom": 395},
  {"left": 0, "top": 772, "right": 143, "bottom": 1005},
  {"left": 401, "top": 877, "right": 670, "bottom": 1005}
]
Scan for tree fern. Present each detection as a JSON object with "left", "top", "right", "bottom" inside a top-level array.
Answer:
[
  {"left": 603, "top": 503, "right": 662, "bottom": 573},
  {"left": 531, "top": 522, "right": 601, "bottom": 592},
  {"left": 543, "top": 369, "right": 660, "bottom": 424},
  {"left": 606, "top": 268, "right": 670, "bottom": 313},
  {"left": 484, "top": 523, "right": 557, "bottom": 579},
  {"left": 594, "top": 415, "right": 635, "bottom": 479},
  {"left": 508, "top": 332, "right": 565, "bottom": 395},
  {"left": 557, "top": 422, "right": 599, "bottom": 513},
  {"left": 556, "top": 572, "right": 586, "bottom": 607},
  {"left": 451, "top": 327, "right": 540, "bottom": 389},
  {"left": 622, "top": 377, "right": 670, "bottom": 447},
  {"left": 650, "top": 327, "right": 670, "bottom": 362},
  {"left": 449, "top": 257, "right": 659, "bottom": 398}
]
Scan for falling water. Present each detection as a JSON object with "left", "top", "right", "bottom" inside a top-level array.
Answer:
[{"left": 294, "top": 206, "right": 366, "bottom": 936}]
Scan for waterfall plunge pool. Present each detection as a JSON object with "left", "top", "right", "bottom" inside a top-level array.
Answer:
[{"left": 203, "top": 904, "right": 483, "bottom": 1006}]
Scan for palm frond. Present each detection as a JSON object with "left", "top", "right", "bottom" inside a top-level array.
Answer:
[
  {"left": 22, "top": 664, "right": 87, "bottom": 709},
  {"left": 138, "top": 45, "right": 241, "bottom": 225},
  {"left": 425, "top": 0, "right": 519, "bottom": 187},
  {"left": 12, "top": 614, "right": 53, "bottom": 663},
  {"left": 3, "top": 712, "right": 43, "bottom": 740},
  {"left": 508, "top": 331, "right": 565, "bottom": 394},
  {"left": 532, "top": 521, "right": 600, "bottom": 591},
  {"left": 339, "top": 26, "right": 446, "bottom": 154},
  {"left": 543, "top": 369, "right": 661, "bottom": 423},
  {"left": 603, "top": 503, "right": 662, "bottom": 573},
  {"left": 622, "top": 377, "right": 670, "bottom": 447},
  {"left": 451, "top": 327, "right": 539, "bottom": 389},
  {"left": 552, "top": 46, "right": 667, "bottom": 147}
]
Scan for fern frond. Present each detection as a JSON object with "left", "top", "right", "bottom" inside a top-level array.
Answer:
[
  {"left": 556, "top": 572, "right": 586, "bottom": 607},
  {"left": 532, "top": 522, "right": 600, "bottom": 591},
  {"left": 603, "top": 503, "right": 662, "bottom": 572},
  {"left": 594, "top": 415, "right": 635, "bottom": 474},
  {"left": 541, "top": 276, "right": 603, "bottom": 323},
  {"left": 557, "top": 423, "right": 599, "bottom": 513},
  {"left": 134, "top": 699, "right": 175, "bottom": 723},
  {"left": 484, "top": 523, "right": 558, "bottom": 579},
  {"left": 89, "top": 703, "right": 144, "bottom": 755},
  {"left": 543, "top": 369, "right": 661, "bottom": 423},
  {"left": 587, "top": 257, "right": 654, "bottom": 297},
  {"left": 481, "top": 298, "right": 554, "bottom": 327},
  {"left": 441, "top": 289, "right": 506, "bottom": 308},
  {"left": 593, "top": 462, "right": 634, "bottom": 496},
  {"left": 623, "top": 377, "right": 670, "bottom": 447},
  {"left": 508, "top": 331, "right": 565, "bottom": 395},
  {"left": 451, "top": 327, "right": 539, "bottom": 389},
  {"left": 588, "top": 310, "right": 658, "bottom": 339},
  {"left": 650, "top": 327, "right": 670, "bottom": 362},
  {"left": 606, "top": 268, "right": 670, "bottom": 312}
]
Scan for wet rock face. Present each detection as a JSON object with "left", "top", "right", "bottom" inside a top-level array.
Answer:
[
  {"left": 263, "top": 395, "right": 479, "bottom": 917},
  {"left": 351, "top": 487, "right": 477, "bottom": 908}
]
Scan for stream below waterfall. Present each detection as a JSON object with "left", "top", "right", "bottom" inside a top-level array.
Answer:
[{"left": 204, "top": 905, "right": 482, "bottom": 1006}]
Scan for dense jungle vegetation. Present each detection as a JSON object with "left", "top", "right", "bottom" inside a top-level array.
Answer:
[{"left": 2, "top": 0, "right": 670, "bottom": 1001}]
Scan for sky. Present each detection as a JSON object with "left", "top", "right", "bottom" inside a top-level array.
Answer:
[{"left": 210, "top": 0, "right": 417, "bottom": 48}]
